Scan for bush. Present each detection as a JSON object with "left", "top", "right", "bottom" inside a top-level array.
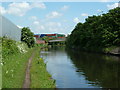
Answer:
[
  {"left": 1, "top": 37, "right": 29, "bottom": 58},
  {"left": 21, "top": 27, "right": 35, "bottom": 48},
  {"left": 16, "top": 42, "right": 28, "bottom": 53},
  {"left": 2, "top": 37, "right": 19, "bottom": 58}
]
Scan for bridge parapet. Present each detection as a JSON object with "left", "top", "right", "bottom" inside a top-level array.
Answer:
[{"left": 48, "top": 38, "right": 66, "bottom": 43}]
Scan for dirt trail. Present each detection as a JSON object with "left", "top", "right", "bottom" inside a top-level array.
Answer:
[{"left": 22, "top": 51, "right": 35, "bottom": 88}]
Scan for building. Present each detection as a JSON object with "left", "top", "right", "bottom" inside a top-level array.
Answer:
[
  {"left": 118, "top": 1, "right": 120, "bottom": 7},
  {"left": 0, "top": 15, "right": 21, "bottom": 41},
  {"left": 34, "top": 33, "right": 65, "bottom": 39},
  {"left": 56, "top": 34, "right": 65, "bottom": 39},
  {"left": 36, "top": 40, "right": 45, "bottom": 44},
  {"left": 34, "top": 34, "right": 40, "bottom": 38}
]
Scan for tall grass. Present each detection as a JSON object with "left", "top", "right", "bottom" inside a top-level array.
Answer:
[
  {"left": 30, "top": 48, "right": 56, "bottom": 88},
  {"left": 1, "top": 37, "right": 34, "bottom": 88},
  {"left": 2, "top": 49, "right": 34, "bottom": 88},
  {"left": 1, "top": 37, "right": 56, "bottom": 88}
]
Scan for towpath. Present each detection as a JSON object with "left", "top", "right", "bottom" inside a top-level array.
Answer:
[{"left": 22, "top": 51, "right": 35, "bottom": 88}]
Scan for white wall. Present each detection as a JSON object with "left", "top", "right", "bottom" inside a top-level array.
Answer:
[{"left": 0, "top": 15, "right": 21, "bottom": 41}]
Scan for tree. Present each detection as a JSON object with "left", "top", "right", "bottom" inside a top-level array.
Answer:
[
  {"left": 21, "top": 27, "right": 35, "bottom": 48},
  {"left": 42, "top": 36, "right": 50, "bottom": 43},
  {"left": 66, "top": 7, "right": 120, "bottom": 49}
]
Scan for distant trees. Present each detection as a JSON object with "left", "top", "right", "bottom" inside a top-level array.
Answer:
[
  {"left": 66, "top": 7, "right": 120, "bottom": 49},
  {"left": 21, "top": 27, "right": 35, "bottom": 48},
  {"left": 42, "top": 36, "right": 50, "bottom": 43}
]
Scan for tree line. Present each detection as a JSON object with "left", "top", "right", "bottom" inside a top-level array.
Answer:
[{"left": 66, "top": 7, "right": 120, "bottom": 50}]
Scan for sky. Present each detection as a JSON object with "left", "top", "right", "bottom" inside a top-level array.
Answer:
[{"left": 0, "top": 0, "right": 119, "bottom": 35}]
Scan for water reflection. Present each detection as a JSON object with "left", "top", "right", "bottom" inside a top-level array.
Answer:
[
  {"left": 66, "top": 48, "right": 120, "bottom": 88},
  {"left": 40, "top": 46, "right": 120, "bottom": 88}
]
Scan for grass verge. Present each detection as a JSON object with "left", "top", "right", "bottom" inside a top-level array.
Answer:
[
  {"left": 2, "top": 48, "right": 35, "bottom": 88},
  {"left": 2, "top": 37, "right": 56, "bottom": 88},
  {"left": 30, "top": 47, "right": 56, "bottom": 88}
]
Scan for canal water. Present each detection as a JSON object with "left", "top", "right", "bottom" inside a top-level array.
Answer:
[{"left": 40, "top": 46, "right": 120, "bottom": 88}]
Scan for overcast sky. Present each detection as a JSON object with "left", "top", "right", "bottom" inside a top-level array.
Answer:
[{"left": 0, "top": 1, "right": 119, "bottom": 35}]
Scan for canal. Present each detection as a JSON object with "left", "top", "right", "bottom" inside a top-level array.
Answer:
[{"left": 40, "top": 46, "right": 120, "bottom": 88}]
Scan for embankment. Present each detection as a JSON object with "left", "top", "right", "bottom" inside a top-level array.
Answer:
[
  {"left": 2, "top": 37, "right": 56, "bottom": 88},
  {"left": 30, "top": 48, "right": 56, "bottom": 88},
  {"left": 103, "top": 47, "right": 120, "bottom": 56},
  {"left": 67, "top": 46, "right": 120, "bottom": 57}
]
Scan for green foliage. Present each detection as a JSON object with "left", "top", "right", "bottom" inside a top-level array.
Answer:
[
  {"left": 2, "top": 48, "right": 35, "bottom": 88},
  {"left": 42, "top": 36, "right": 50, "bottom": 43},
  {"left": 66, "top": 7, "right": 120, "bottom": 49},
  {"left": 1, "top": 37, "right": 29, "bottom": 59},
  {"left": 16, "top": 41, "right": 28, "bottom": 53},
  {"left": 21, "top": 27, "right": 35, "bottom": 48},
  {"left": 1, "top": 37, "right": 34, "bottom": 88},
  {"left": 1, "top": 37, "right": 19, "bottom": 58}
]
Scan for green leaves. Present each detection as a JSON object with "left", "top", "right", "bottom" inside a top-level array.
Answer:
[
  {"left": 42, "top": 36, "right": 49, "bottom": 43},
  {"left": 66, "top": 7, "right": 120, "bottom": 49},
  {"left": 1, "top": 37, "right": 19, "bottom": 58},
  {"left": 21, "top": 27, "right": 35, "bottom": 48}
]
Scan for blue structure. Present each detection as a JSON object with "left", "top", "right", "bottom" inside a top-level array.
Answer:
[{"left": 40, "top": 34, "right": 46, "bottom": 38}]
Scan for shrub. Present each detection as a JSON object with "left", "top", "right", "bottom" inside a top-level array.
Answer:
[
  {"left": 21, "top": 27, "right": 35, "bottom": 48},
  {"left": 1, "top": 37, "right": 29, "bottom": 58},
  {"left": 2, "top": 37, "right": 19, "bottom": 58}
]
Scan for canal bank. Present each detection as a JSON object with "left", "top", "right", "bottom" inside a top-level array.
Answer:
[
  {"left": 103, "top": 47, "right": 120, "bottom": 56},
  {"left": 30, "top": 47, "right": 56, "bottom": 88},
  {"left": 65, "top": 7, "right": 120, "bottom": 57},
  {"left": 2, "top": 37, "right": 56, "bottom": 88},
  {"left": 40, "top": 46, "right": 120, "bottom": 88},
  {"left": 68, "top": 46, "right": 120, "bottom": 57}
]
